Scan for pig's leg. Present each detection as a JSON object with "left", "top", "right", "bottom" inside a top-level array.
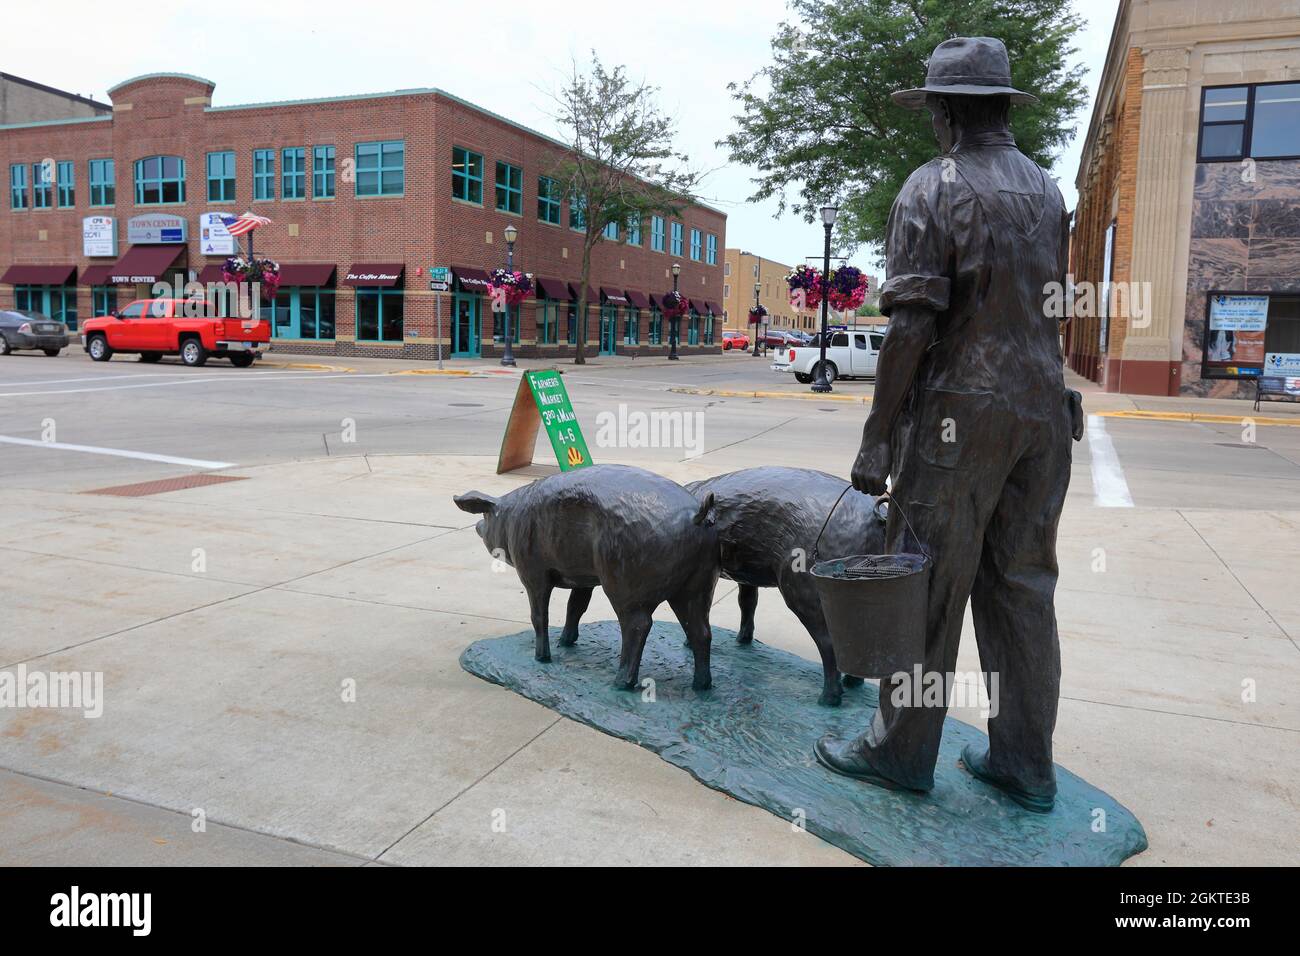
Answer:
[
  {"left": 669, "top": 591, "right": 714, "bottom": 692},
  {"left": 525, "top": 579, "right": 554, "bottom": 663},
  {"left": 560, "top": 587, "right": 593, "bottom": 646},
  {"left": 736, "top": 584, "right": 758, "bottom": 644},
  {"left": 613, "top": 605, "right": 654, "bottom": 690},
  {"left": 779, "top": 579, "right": 842, "bottom": 707}
]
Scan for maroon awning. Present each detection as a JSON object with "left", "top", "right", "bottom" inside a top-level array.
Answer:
[
  {"left": 704, "top": 300, "right": 723, "bottom": 316},
  {"left": 625, "top": 290, "right": 651, "bottom": 309},
  {"left": 451, "top": 265, "right": 492, "bottom": 292},
  {"left": 535, "top": 275, "right": 569, "bottom": 300},
  {"left": 279, "top": 263, "right": 336, "bottom": 286},
  {"left": 342, "top": 263, "right": 404, "bottom": 287},
  {"left": 648, "top": 293, "right": 661, "bottom": 308},
  {"left": 105, "top": 244, "right": 186, "bottom": 285},
  {"left": 600, "top": 286, "right": 630, "bottom": 305},
  {"left": 196, "top": 264, "right": 225, "bottom": 284},
  {"left": 1, "top": 264, "right": 76, "bottom": 285},
  {"left": 80, "top": 265, "right": 114, "bottom": 286},
  {"left": 569, "top": 283, "right": 598, "bottom": 304}
]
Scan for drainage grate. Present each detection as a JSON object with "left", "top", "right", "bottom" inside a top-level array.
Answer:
[{"left": 85, "top": 474, "right": 248, "bottom": 497}]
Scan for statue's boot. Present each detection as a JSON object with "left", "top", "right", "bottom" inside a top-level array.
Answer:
[
  {"left": 813, "top": 734, "right": 926, "bottom": 793},
  {"left": 960, "top": 743, "right": 1055, "bottom": 814}
]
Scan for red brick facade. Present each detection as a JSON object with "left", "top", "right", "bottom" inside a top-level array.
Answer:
[{"left": 0, "top": 73, "right": 726, "bottom": 359}]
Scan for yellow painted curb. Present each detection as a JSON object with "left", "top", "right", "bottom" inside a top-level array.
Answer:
[
  {"left": 1097, "top": 409, "right": 1300, "bottom": 427},
  {"left": 670, "top": 386, "right": 871, "bottom": 404},
  {"left": 260, "top": 362, "right": 355, "bottom": 372},
  {"left": 390, "top": 368, "right": 475, "bottom": 376}
]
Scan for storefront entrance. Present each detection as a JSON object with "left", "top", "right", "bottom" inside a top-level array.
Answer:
[
  {"left": 599, "top": 305, "right": 618, "bottom": 355},
  {"left": 14, "top": 284, "right": 78, "bottom": 330},
  {"left": 453, "top": 294, "right": 481, "bottom": 357}
]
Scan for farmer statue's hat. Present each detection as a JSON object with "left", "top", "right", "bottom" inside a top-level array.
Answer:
[{"left": 892, "top": 37, "right": 1037, "bottom": 109}]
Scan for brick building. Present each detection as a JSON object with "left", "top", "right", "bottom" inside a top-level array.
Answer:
[
  {"left": 1069, "top": 0, "right": 1300, "bottom": 397},
  {"left": 721, "top": 249, "right": 821, "bottom": 335},
  {"left": 0, "top": 73, "right": 725, "bottom": 360}
]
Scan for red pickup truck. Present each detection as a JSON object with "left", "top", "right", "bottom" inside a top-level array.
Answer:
[{"left": 81, "top": 298, "right": 271, "bottom": 367}]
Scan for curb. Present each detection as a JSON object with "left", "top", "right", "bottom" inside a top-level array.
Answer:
[
  {"left": 1097, "top": 409, "right": 1300, "bottom": 427},
  {"left": 389, "top": 368, "right": 475, "bottom": 376},
  {"left": 259, "top": 362, "right": 355, "bottom": 372},
  {"left": 669, "top": 386, "right": 872, "bottom": 404}
]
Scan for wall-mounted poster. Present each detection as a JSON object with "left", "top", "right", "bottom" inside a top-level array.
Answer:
[
  {"left": 1205, "top": 294, "right": 1268, "bottom": 377},
  {"left": 82, "top": 216, "right": 117, "bottom": 257},
  {"left": 199, "top": 212, "right": 236, "bottom": 256},
  {"left": 1265, "top": 352, "right": 1300, "bottom": 376}
]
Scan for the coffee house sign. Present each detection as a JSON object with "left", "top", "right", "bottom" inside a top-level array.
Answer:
[{"left": 127, "top": 214, "right": 187, "bottom": 244}]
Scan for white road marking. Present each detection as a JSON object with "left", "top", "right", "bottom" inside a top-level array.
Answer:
[
  {"left": 1086, "top": 414, "right": 1134, "bottom": 508},
  {"left": 0, "top": 435, "right": 235, "bottom": 470},
  {"left": 0, "top": 371, "right": 390, "bottom": 398}
]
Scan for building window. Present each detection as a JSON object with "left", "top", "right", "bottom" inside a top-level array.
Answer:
[
  {"left": 624, "top": 306, "right": 639, "bottom": 345},
  {"left": 268, "top": 287, "right": 336, "bottom": 339},
  {"left": 10, "top": 164, "right": 27, "bottom": 210},
  {"left": 15, "top": 284, "right": 77, "bottom": 330},
  {"left": 537, "top": 298, "right": 560, "bottom": 344},
  {"left": 312, "top": 146, "right": 335, "bottom": 199},
  {"left": 207, "top": 151, "right": 235, "bottom": 203},
  {"left": 626, "top": 215, "right": 641, "bottom": 245},
  {"left": 570, "top": 194, "right": 587, "bottom": 231},
  {"left": 357, "top": 140, "right": 405, "bottom": 197},
  {"left": 688, "top": 309, "right": 700, "bottom": 345},
  {"left": 604, "top": 220, "right": 619, "bottom": 240},
  {"left": 88, "top": 159, "right": 114, "bottom": 206},
  {"left": 33, "top": 163, "right": 52, "bottom": 208},
  {"left": 495, "top": 161, "right": 522, "bottom": 214},
  {"left": 134, "top": 156, "right": 185, "bottom": 205},
  {"left": 724, "top": 261, "right": 731, "bottom": 277},
  {"left": 567, "top": 303, "right": 579, "bottom": 344},
  {"left": 690, "top": 228, "right": 702, "bottom": 261},
  {"left": 282, "top": 148, "right": 306, "bottom": 199},
  {"left": 451, "top": 146, "right": 482, "bottom": 203},
  {"left": 703, "top": 312, "right": 715, "bottom": 344},
  {"left": 57, "top": 161, "right": 74, "bottom": 207},
  {"left": 1203, "top": 292, "right": 1300, "bottom": 379},
  {"left": 92, "top": 286, "right": 117, "bottom": 317},
  {"left": 252, "top": 150, "right": 275, "bottom": 200},
  {"left": 706, "top": 234, "right": 717, "bottom": 265},
  {"left": 650, "top": 215, "right": 665, "bottom": 252},
  {"left": 648, "top": 306, "right": 663, "bottom": 344},
  {"left": 537, "top": 176, "right": 561, "bottom": 224},
  {"left": 355, "top": 288, "right": 404, "bottom": 341},
  {"left": 671, "top": 221, "right": 684, "bottom": 256},
  {"left": 1199, "top": 82, "right": 1300, "bottom": 162}
]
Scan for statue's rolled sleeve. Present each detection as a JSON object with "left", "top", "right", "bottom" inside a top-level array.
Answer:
[
  {"left": 879, "top": 162, "right": 954, "bottom": 317},
  {"left": 879, "top": 274, "right": 951, "bottom": 314}
]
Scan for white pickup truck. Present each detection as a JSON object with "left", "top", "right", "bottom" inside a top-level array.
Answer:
[{"left": 771, "top": 327, "right": 884, "bottom": 384}]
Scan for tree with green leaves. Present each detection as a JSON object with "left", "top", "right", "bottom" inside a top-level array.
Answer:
[
  {"left": 549, "top": 56, "right": 701, "bottom": 364},
  {"left": 722, "top": 0, "right": 1088, "bottom": 255}
]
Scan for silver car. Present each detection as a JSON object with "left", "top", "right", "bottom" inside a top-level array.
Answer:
[{"left": 0, "top": 309, "right": 70, "bottom": 356}]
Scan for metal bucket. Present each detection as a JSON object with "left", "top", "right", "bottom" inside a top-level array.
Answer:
[{"left": 809, "top": 491, "right": 931, "bottom": 679}]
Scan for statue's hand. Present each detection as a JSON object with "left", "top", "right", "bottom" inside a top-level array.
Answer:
[{"left": 851, "top": 436, "right": 891, "bottom": 495}]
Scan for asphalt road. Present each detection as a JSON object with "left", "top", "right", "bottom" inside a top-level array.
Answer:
[{"left": 2, "top": 349, "right": 1300, "bottom": 511}]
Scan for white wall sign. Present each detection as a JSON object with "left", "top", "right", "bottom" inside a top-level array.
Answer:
[
  {"left": 82, "top": 216, "right": 117, "bottom": 257},
  {"left": 199, "top": 212, "right": 235, "bottom": 256},
  {"left": 126, "top": 214, "right": 187, "bottom": 245},
  {"left": 1209, "top": 294, "right": 1269, "bottom": 332},
  {"left": 1264, "top": 352, "right": 1300, "bottom": 376}
]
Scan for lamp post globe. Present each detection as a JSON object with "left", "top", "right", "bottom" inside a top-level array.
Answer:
[
  {"left": 501, "top": 224, "right": 518, "bottom": 367},
  {"left": 811, "top": 205, "right": 839, "bottom": 393}
]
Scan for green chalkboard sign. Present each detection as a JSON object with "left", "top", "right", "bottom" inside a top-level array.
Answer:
[{"left": 525, "top": 369, "right": 592, "bottom": 470}]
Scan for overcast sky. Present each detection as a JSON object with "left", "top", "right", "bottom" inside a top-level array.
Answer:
[{"left": 17, "top": 0, "right": 1120, "bottom": 277}]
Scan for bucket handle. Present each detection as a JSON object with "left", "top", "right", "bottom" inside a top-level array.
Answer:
[{"left": 811, "top": 487, "right": 930, "bottom": 564}]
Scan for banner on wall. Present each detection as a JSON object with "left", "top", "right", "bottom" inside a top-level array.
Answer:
[
  {"left": 1205, "top": 294, "right": 1268, "bottom": 377},
  {"left": 1264, "top": 352, "right": 1300, "bottom": 376},
  {"left": 82, "top": 216, "right": 117, "bottom": 257},
  {"left": 199, "top": 212, "right": 236, "bottom": 256}
]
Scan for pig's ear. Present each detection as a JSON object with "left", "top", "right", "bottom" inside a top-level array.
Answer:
[
  {"left": 454, "top": 491, "right": 498, "bottom": 515},
  {"left": 693, "top": 491, "right": 717, "bottom": 527}
]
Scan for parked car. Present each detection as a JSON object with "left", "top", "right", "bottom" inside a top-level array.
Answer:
[
  {"left": 0, "top": 310, "right": 70, "bottom": 356},
  {"left": 760, "top": 328, "right": 805, "bottom": 349},
  {"left": 771, "top": 327, "right": 884, "bottom": 384},
  {"left": 80, "top": 298, "right": 271, "bottom": 367},
  {"left": 722, "top": 330, "right": 750, "bottom": 351}
]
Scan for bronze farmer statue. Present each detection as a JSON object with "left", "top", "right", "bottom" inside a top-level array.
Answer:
[{"left": 816, "top": 37, "right": 1081, "bottom": 812}]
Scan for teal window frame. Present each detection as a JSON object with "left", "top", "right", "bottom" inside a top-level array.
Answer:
[
  {"left": 670, "top": 221, "right": 684, "bottom": 256},
  {"left": 537, "top": 176, "right": 561, "bottom": 223},
  {"left": 206, "top": 151, "right": 235, "bottom": 203},
  {"left": 492, "top": 302, "right": 521, "bottom": 344},
  {"left": 650, "top": 215, "right": 665, "bottom": 252},
  {"left": 356, "top": 140, "right": 405, "bottom": 198},
  {"left": 537, "top": 298, "right": 560, "bottom": 344},
  {"left": 626, "top": 215, "right": 641, "bottom": 245},
  {"left": 15, "top": 284, "right": 78, "bottom": 330},
  {"left": 88, "top": 159, "right": 114, "bottom": 206},
  {"left": 32, "top": 163, "right": 52, "bottom": 208},
  {"left": 57, "top": 161, "right": 74, "bottom": 207},
  {"left": 703, "top": 313, "right": 715, "bottom": 344},
  {"left": 282, "top": 147, "right": 306, "bottom": 199},
  {"left": 91, "top": 286, "right": 117, "bottom": 317},
  {"left": 133, "top": 155, "right": 185, "bottom": 205},
  {"left": 312, "top": 146, "right": 335, "bottom": 199},
  {"left": 570, "top": 194, "right": 587, "bottom": 231},
  {"left": 689, "top": 228, "right": 702, "bottom": 261},
  {"left": 253, "top": 149, "right": 275, "bottom": 200},
  {"left": 268, "top": 286, "right": 336, "bottom": 340},
  {"left": 9, "top": 164, "right": 26, "bottom": 210},
  {"left": 688, "top": 309, "right": 700, "bottom": 345},
  {"left": 495, "top": 161, "right": 522, "bottom": 214},
  {"left": 355, "top": 287, "right": 404, "bottom": 341},
  {"left": 706, "top": 233, "right": 717, "bottom": 265},
  {"left": 603, "top": 220, "right": 619, "bottom": 240},
  {"left": 624, "top": 306, "right": 639, "bottom": 345},
  {"left": 451, "top": 145, "right": 482, "bottom": 203},
  {"left": 648, "top": 306, "right": 663, "bottom": 345},
  {"left": 567, "top": 303, "right": 579, "bottom": 344}
]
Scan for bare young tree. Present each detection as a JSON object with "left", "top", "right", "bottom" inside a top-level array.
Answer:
[{"left": 548, "top": 55, "right": 701, "bottom": 364}]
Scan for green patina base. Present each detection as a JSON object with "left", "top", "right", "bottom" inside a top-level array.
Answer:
[{"left": 460, "top": 620, "right": 1148, "bottom": 866}]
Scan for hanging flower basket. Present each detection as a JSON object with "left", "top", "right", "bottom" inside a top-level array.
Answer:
[
  {"left": 222, "top": 255, "right": 281, "bottom": 300},
  {"left": 786, "top": 264, "right": 822, "bottom": 312},
  {"left": 747, "top": 304, "right": 769, "bottom": 325},
  {"left": 487, "top": 269, "right": 534, "bottom": 306},
  {"left": 826, "top": 266, "right": 869, "bottom": 312},
  {"left": 661, "top": 290, "right": 691, "bottom": 319}
]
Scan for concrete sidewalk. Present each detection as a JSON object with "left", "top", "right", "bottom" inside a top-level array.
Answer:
[{"left": 1, "top": 451, "right": 1296, "bottom": 866}]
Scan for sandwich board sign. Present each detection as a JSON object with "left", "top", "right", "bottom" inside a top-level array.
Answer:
[{"left": 497, "top": 369, "right": 593, "bottom": 474}]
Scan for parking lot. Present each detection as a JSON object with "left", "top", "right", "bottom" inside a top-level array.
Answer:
[{"left": 1, "top": 348, "right": 1298, "bottom": 865}]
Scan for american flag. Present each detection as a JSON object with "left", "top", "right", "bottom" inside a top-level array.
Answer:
[{"left": 219, "top": 212, "right": 273, "bottom": 237}]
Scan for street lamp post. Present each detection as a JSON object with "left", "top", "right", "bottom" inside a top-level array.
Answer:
[
  {"left": 811, "top": 205, "right": 838, "bottom": 393},
  {"left": 668, "top": 262, "right": 681, "bottom": 361},
  {"left": 752, "top": 282, "right": 763, "bottom": 357},
  {"left": 501, "top": 223, "right": 518, "bottom": 367}
]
